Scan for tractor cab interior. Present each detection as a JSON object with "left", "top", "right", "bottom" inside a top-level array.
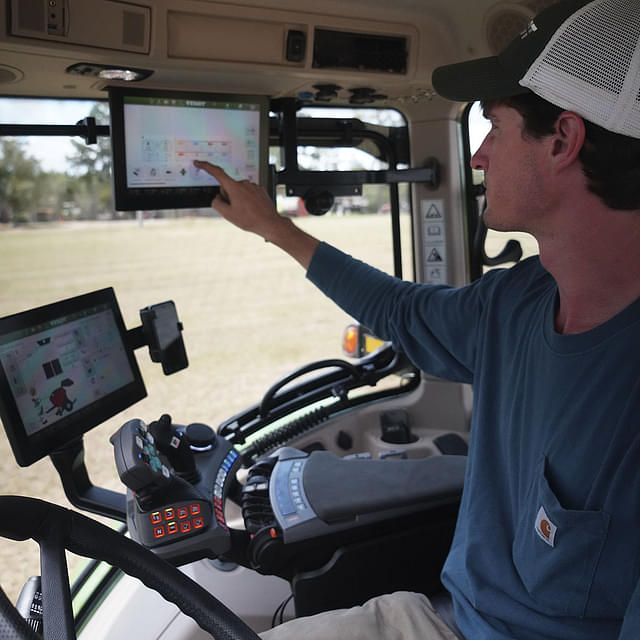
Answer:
[{"left": 0, "top": 0, "right": 542, "bottom": 638}]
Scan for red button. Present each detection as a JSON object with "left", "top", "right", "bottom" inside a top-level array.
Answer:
[
  {"left": 167, "top": 521, "right": 178, "bottom": 535},
  {"left": 177, "top": 506, "right": 189, "bottom": 519},
  {"left": 180, "top": 520, "right": 192, "bottom": 533},
  {"left": 193, "top": 517, "right": 204, "bottom": 529},
  {"left": 190, "top": 503, "right": 201, "bottom": 516},
  {"left": 164, "top": 507, "right": 175, "bottom": 520},
  {"left": 150, "top": 512, "right": 162, "bottom": 524},
  {"left": 153, "top": 526, "right": 165, "bottom": 539}
]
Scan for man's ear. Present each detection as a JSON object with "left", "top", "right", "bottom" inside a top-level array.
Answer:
[{"left": 550, "top": 111, "right": 586, "bottom": 172}]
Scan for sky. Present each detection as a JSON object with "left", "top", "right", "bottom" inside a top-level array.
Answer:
[
  {"left": 0, "top": 98, "right": 103, "bottom": 172},
  {"left": 0, "top": 97, "right": 491, "bottom": 172}
]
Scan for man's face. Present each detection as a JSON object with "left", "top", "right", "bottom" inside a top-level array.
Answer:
[{"left": 471, "top": 105, "right": 549, "bottom": 234}]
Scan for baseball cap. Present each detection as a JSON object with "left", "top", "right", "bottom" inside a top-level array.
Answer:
[{"left": 432, "top": 0, "right": 640, "bottom": 139}]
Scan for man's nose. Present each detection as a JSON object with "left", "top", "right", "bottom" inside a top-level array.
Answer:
[{"left": 470, "top": 146, "right": 486, "bottom": 172}]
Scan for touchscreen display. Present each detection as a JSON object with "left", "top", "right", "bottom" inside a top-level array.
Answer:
[
  {"left": 0, "top": 305, "right": 133, "bottom": 436},
  {"left": 109, "top": 88, "right": 269, "bottom": 211},
  {"left": 123, "top": 95, "right": 261, "bottom": 189},
  {"left": 0, "top": 289, "right": 146, "bottom": 466}
]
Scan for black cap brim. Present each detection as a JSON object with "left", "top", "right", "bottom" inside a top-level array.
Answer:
[
  {"left": 431, "top": 0, "right": 590, "bottom": 103},
  {"left": 432, "top": 55, "right": 530, "bottom": 102}
]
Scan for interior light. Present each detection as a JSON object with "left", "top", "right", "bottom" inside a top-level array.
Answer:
[
  {"left": 66, "top": 63, "right": 153, "bottom": 82},
  {"left": 97, "top": 68, "right": 145, "bottom": 82}
]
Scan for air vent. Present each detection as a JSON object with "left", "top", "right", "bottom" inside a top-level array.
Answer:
[{"left": 313, "top": 28, "right": 407, "bottom": 74}]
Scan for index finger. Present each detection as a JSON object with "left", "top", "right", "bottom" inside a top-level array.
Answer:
[{"left": 193, "top": 161, "right": 236, "bottom": 189}]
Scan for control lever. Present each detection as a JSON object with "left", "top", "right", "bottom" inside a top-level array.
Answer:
[
  {"left": 110, "top": 418, "right": 173, "bottom": 500},
  {"left": 110, "top": 419, "right": 213, "bottom": 548},
  {"left": 148, "top": 414, "right": 199, "bottom": 484}
]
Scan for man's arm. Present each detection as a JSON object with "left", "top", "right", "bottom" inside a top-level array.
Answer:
[{"left": 194, "top": 161, "right": 319, "bottom": 269}]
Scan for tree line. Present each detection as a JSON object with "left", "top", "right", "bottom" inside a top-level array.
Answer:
[{"left": 0, "top": 103, "right": 113, "bottom": 224}]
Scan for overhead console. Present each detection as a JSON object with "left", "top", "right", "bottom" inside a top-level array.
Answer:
[
  {"left": 167, "top": 8, "right": 416, "bottom": 77},
  {"left": 0, "top": 0, "right": 456, "bottom": 103}
]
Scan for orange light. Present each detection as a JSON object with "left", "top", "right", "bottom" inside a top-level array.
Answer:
[{"left": 343, "top": 325, "right": 358, "bottom": 356}]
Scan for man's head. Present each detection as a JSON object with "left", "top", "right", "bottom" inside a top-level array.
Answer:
[
  {"left": 433, "top": 0, "right": 640, "bottom": 139},
  {"left": 432, "top": 0, "right": 640, "bottom": 210},
  {"left": 483, "top": 93, "right": 640, "bottom": 210}
]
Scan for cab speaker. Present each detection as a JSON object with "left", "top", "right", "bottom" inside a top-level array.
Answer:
[
  {"left": 0, "top": 65, "right": 23, "bottom": 84},
  {"left": 122, "top": 10, "right": 146, "bottom": 48},
  {"left": 10, "top": 0, "right": 150, "bottom": 53},
  {"left": 12, "top": 0, "right": 46, "bottom": 34},
  {"left": 484, "top": 3, "right": 534, "bottom": 55}
]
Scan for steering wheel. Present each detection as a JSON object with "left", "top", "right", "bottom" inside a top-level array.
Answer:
[{"left": 0, "top": 496, "right": 261, "bottom": 640}]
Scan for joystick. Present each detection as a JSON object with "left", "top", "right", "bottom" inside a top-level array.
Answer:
[{"left": 148, "top": 414, "right": 199, "bottom": 484}]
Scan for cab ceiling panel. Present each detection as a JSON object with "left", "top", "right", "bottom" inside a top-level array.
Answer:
[
  {"left": 166, "top": 7, "right": 417, "bottom": 78},
  {"left": 8, "top": 0, "right": 151, "bottom": 54},
  {"left": 167, "top": 10, "right": 307, "bottom": 67},
  {"left": 0, "top": 49, "right": 106, "bottom": 96}
]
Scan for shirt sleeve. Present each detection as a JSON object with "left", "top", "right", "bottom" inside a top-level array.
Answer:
[{"left": 306, "top": 242, "right": 500, "bottom": 383}]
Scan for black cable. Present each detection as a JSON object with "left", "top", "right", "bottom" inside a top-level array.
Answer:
[
  {"left": 279, "top": 595, "right": 294, "bottom": 625},
  {"left": 271, "top": 594, "right": 294, "bottom": 628}
]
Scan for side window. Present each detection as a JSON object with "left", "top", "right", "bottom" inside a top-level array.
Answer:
[
  {"left": 467, "top": 102, "right": 539, "bottom": 273},
  {"left": 272, "top": 106, "right": 413, "bottom": 280}
]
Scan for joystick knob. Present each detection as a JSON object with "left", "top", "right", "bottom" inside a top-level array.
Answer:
[
  {"left": 185, "top": 423, "right": 216, "bottom": 452},
  {"left": 148, "top": 414, "right": 199, "bottom": 483}
]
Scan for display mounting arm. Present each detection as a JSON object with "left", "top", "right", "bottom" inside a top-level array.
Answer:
[{"left": 49, "top": 438, "right": 127, "bottom": 522}]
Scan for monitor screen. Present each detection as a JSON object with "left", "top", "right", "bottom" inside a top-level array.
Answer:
[
  {"left": 0, "top": 288, "right": 146, "bottom": 466},
  {"left": 108, "top": 87, "right": 270, "bottom": 211}
]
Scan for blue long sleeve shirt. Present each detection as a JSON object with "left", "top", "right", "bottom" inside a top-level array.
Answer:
[{"left": 307, "top": 242, "right": 640, "bottom": 640}]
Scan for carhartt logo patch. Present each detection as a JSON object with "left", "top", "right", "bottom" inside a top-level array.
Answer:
[{"left": 534, "top": 506, "right": 557, "bottom": 547}]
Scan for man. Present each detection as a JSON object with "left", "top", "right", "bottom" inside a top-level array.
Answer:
[{"left": 195, "top": 0, "right": 640, "bottom": 637}]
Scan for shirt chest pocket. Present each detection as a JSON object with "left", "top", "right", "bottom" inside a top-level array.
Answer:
[{"left": 511, "top": 457, "right": 610, "bottom": 618}]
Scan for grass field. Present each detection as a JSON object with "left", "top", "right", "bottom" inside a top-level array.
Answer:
[{"left": 0, "top": 213, "right": 412, "bottom": 602}]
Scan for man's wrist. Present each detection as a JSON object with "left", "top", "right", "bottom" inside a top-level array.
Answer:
[
  {"left": 262, "top": 216, "right": 319, "bottom": 269},
  {"left": 262, "top": 214, "right": 294, "bottom": 244}
]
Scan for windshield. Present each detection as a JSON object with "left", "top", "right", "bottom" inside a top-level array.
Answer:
[{"left": 0, "top": 97, "right": 413, "bottom": 602}]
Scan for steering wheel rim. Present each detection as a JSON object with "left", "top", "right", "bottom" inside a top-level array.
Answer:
[{"left": 0, "top": 496, "right": 261, "bottom": 640}]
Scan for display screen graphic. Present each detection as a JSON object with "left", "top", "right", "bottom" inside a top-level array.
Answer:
[
  {"left": 0, "top": 289, "right": 146, "bottom": 466},
  {"left": 109, "top": 88, "right": 269, "bottom": 211},
  {"left": 0, "top": 305, "right": 134, "bottom": 436},
  {"left": 123, "top": 96, "right": 261, "bottom": 188}
]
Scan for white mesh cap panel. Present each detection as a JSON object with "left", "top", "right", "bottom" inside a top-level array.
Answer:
[{"left": 521, "top": 0, "right": 640, "bottom": 138}]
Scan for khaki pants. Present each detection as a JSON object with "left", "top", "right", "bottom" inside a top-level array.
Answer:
[{"left": 260, "top": 592, "right": 461, "bottom": 640}]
